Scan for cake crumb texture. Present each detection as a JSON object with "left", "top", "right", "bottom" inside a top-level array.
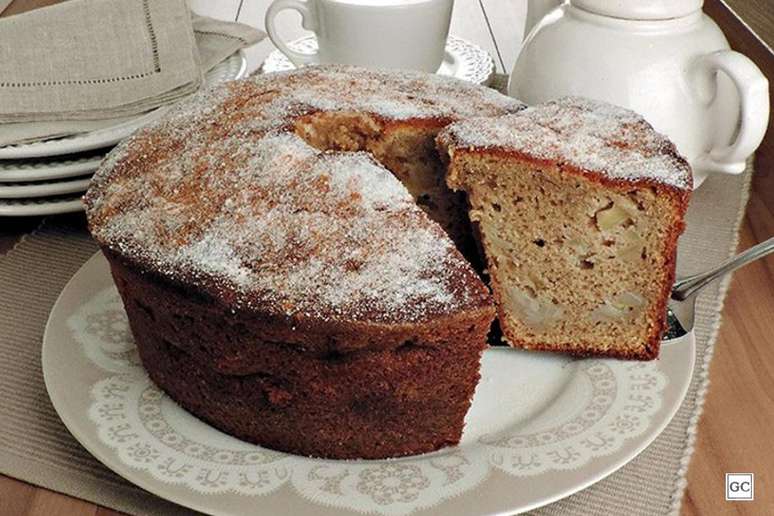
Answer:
[{"left": 439, "top": 96, "right": 691, "bottom": 359}]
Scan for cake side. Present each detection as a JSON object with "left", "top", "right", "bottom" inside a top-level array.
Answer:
[
  {"left": 106, "top": 247, "right": 495, "bottom": 374},
  {"left": 109, "top": 252, "right": 491, "bottom": 459},
  {"left": 438, "top": 97, "right": 691, "bottom": 359}
]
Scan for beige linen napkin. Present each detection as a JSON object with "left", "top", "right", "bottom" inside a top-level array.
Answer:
[
  {"left": 0, "top": 0, "right": 200, "bottom": 122},
  {"left": 0, "top": 10, "right": 265, "bottom": 146}
]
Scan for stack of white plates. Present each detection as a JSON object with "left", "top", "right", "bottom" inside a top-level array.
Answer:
[{"left": 0, "top": 52, "right": 248, "bottom": 217}]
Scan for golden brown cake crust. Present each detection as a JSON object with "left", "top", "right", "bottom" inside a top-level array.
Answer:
[
  {"left": 438, "top": 97, "right": 692, "bottom": 360},
  {"left": 440, "top": 96, "right": 693, "bottom": 192},
  {"left": 109, "top": 251, "right": 492, "bottom": 459}
]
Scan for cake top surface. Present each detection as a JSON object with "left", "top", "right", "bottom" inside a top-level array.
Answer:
[
  {"left": 85, "top": 65, "right": 506, "bottom": 324},
  {"left": 440, "top": 96, "right": 692, "bottom": 190},
  {"left": 239, "top": 64, "right": 525, "bottom": 122}
]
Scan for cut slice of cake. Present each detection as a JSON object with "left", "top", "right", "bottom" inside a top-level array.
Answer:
[{"left": 438, "top": 97, "right": 692, "bottom": 359}]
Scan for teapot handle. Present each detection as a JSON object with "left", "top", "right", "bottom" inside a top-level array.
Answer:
[{"left": 689, "top": 50, "right": 769, "bottom": 175}]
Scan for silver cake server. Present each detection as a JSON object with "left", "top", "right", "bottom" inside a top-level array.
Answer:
[{"left": 664, "top": 236, "right": 774, "bottom": 341}]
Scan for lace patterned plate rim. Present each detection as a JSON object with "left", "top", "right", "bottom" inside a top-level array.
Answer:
[
  {"left": 0, "top": 51, "right": 248, "bottom": 160},
  {"left": 42, "top": 252, "right": 695, "bottom": 516},
  {"left": 260, "top": 35, "right": 496, "bottom": 86}
]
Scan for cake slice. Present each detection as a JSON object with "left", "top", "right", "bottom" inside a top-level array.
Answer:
[{"left": 438, "top": 97, "right": 692, "bottom": 359}]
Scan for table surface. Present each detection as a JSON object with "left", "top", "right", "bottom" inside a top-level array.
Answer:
[{"left": 0, "top": 1, "right": 772, "bottom": 515}]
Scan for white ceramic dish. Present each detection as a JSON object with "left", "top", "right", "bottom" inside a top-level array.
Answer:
[
  {"left": 261, "top": 35, "right": 495, "bottom": 86},
  {"left": 0, "top": 195, "right": 83, "bottom": 216},
  {"left": 0, "top": 152, "right": 105, "bottom": 183},
  {"left": 0, "top": 51, "right": 248, "bottom": 160},
  {"left": 43, "top": 252, "right": 695, "bottom": 515},
  {"left": 0, "top": 176, "right": 91, "bottom": 199}
]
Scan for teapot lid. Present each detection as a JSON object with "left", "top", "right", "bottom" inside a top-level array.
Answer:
[{"left": 571, "top": 0, "right": 703, "bottom": 20}]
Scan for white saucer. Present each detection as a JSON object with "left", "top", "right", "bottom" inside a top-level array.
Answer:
[
  {"left": 0, "top": 51, "right": 248, "bottom": 160},
  {"left": 0, "top": 152, "right": 104, "bottom": 183},
  {"left": 0, "top": 176, "right": 91, "bottom": 199},
  {"left": 260, "top": 35, "right": 495, "bottom": 86},
  {"left": 0, "top": 195, "right": 83, "bottom": 216},
  {"left": 43, "top": 252, "right": 695, "bottom": 516}
]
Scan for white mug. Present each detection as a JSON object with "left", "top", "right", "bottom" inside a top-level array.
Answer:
[{"left": 265, "top": 0, "right": 454, "bottom": 72}]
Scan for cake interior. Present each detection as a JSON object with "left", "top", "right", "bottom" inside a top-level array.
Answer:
[
  {"left": 294, "top": 111, "right": 478, "bottom": 263},
  {"left": 449, "top": 152, "right": 681, "bottom": 357}
]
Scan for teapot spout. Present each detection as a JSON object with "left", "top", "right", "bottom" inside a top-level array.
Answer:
[{"left": 525, "top": 0, "right": 564, "bottom": 39}]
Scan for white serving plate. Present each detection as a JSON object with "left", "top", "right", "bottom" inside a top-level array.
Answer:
[{"left": 43, "top": 252, "right": 695, "bottom": 516}]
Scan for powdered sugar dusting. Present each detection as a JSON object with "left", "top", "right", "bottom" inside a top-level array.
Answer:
[
  {"left": 85, "top": 66, "right": 516, "bottom": 322},
  {"left": 441, "top": 96, "right": 692, "bottom": 190},
  {"left": 273, "top": 65, "right": 524, "bottom": 121},
  {"left": 87, "top": 129, "right": 490, "bottom": 324}
]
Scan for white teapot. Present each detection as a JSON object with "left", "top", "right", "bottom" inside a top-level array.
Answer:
[{"left": 509, "top": 0, "right": 769, "bottom": 188}]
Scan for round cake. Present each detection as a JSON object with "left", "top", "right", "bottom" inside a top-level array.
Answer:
[{"left": 84, "top": 65, "right": 523, "bottom": 459}]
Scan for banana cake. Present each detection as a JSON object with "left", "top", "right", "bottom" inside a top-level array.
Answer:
[
  {"left": 438, "top": 96, "right": 692, "bottom": 359},
  {"left": 84, "top": 65, "right": 523, "bottom": 459}
]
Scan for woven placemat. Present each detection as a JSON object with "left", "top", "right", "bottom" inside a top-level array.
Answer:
[{"left": 0, "top": 142, "right": 753, "bottom": 514}]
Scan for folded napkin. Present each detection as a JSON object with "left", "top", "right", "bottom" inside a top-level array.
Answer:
[
  {"left": 0, "top": 10, "right": 264, "bottom": 147},
  {"left": 0, "top": 0, "right": 264, "bottom": 144},
  {"left": 0, "top": 11, "right": 264, "bottom": 147}
]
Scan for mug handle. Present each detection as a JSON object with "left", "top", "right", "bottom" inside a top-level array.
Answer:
[
  {"left": 690, "top": 50, "right": 769, "bottom": 175},
  {"left": 265, "top": 0, "right": 319, "bottom": 68}
]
